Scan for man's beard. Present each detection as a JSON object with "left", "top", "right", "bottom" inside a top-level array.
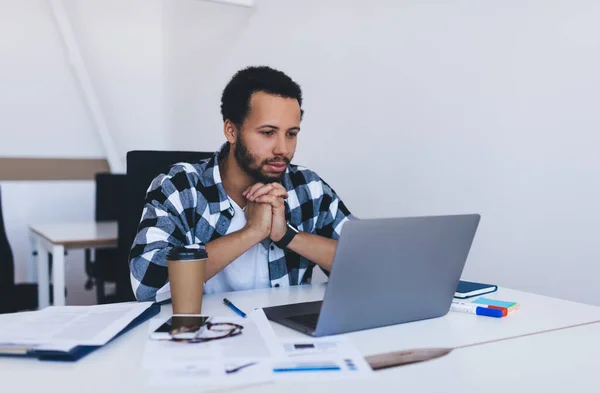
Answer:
[{"left": 233, "top": 137, "right": 291, "bottom": 184}]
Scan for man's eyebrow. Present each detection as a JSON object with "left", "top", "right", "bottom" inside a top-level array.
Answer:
[
  {"left": 257, "top": 124, "right": 279, "bottom": 129},
  {"left": 287, "top": 127, "right": 300, "bottom": 132}
]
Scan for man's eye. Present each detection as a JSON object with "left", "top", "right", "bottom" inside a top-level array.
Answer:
[
  {"left": 287, "top": 132, "right": 298, "bottom": 138},
  {"left": 261, "top": 131, "right": 274, "bottom": 136}
]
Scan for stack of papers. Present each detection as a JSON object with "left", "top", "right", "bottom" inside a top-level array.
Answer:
[
  {"left": 144, "top": 309, "right": 372, "bottom": 387},
  {"left": 0, "top": 302, "right": 157, "bottom": 358}
]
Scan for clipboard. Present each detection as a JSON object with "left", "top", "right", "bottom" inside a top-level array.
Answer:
[{"left": 0, "top": 304, "right": 160, "bottom": 362}]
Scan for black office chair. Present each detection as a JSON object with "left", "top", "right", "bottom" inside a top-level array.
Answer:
[
  {"left": 84, "top": 173, "right": 127, "bottom": 304},
  {"left": 114, "top": 150, "right": 214, "bottom": 302},
  {"left": 0, "top": 185, "right": 52, "bottom": 313}
]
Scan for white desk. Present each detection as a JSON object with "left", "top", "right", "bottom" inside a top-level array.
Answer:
[
  {"left": 1, "top": 285, "right": 600, "bottom": 392},
  {"left": 365, "top": 320, "right": 600, "bottom": 393},
  {"left": 28, "top": 221, "right": 118, "bottom": 308}
]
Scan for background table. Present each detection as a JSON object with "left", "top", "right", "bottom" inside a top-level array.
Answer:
[
  {"left": 28, "top": 221, "right": 118, "bottom": 308},
  {"left": 1, "top": 284, "right": 599, "bottom": 392}
]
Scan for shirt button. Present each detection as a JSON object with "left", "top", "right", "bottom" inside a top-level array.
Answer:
[
  {"left": 274, "top": 284, "right": 280, "bottom": 288},
  {"left": 270, "top": 245, "right": 275, "bottom": 250}
]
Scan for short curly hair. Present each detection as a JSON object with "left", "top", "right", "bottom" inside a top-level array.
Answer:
[{"left": 220, "top": 66, "right": 303, "bottom": 127}]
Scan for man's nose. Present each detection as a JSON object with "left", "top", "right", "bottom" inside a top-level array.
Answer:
[{"left": 273, "top": 134, "right": 289, "bottom": 156}]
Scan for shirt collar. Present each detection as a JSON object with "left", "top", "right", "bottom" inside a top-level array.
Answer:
[{"left": 199, "top": 142, "right": 232, "bottom": 214}]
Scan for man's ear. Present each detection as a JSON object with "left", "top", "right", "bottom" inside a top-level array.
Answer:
[{"left": 223, "top": 120, "right": 238, "bottom": 143}]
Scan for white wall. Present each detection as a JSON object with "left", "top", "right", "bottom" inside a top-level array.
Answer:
[
  {"left": 165, "top": 0, "right": 600, "bottom": 305},
  {"left": 0, "top": 0, "right": 166, "bottom": 305},
  {"left": 163, "top": 0, "right": 252, "bottom": 150},
  {"left": 63, "top": 0, "right": 166, "bottom": 160},
  {"left": 3, "top": 0, "right": 599, "bottom": 306},
  {"left": 0, "top": 0, "right": 103, "bottom": 158}
]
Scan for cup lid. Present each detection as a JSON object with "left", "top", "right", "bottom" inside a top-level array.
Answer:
[{"left": 166, "top": 244, "right": 208, "bottom": 261}]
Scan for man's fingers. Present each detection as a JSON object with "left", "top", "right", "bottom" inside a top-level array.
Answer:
[
  {"left": 267, "top": 183, "right": 288, "bottom": 197},
  {"left": 244, "top": 183, "right": 265, "bottom": 198},
  {"left": 244, "top": 182, "right": 264, "bottom": 197},
  {"left": 244, "top": 182, "right": 288, "bottom": 198},
  {"left": 255, "top": 195, "right": 285, "bottom": 208},
  {"left": 267, "top": 188, "right": 288, "bottom": 199},
  {"left": 268, "top": 182, "right": 287, "bottom": 192},
  {"left": 247, "top": 183, "right": 275, "bottom": 201},
  {"left": 252, "top": 186, "right": 288, "bottom": 201}
]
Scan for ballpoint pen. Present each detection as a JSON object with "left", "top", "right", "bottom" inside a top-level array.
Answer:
[
  {"left": 223, "top": 298, "right": 247, "bottom": 318},
  {"left": 226, "top": 362, "right": 257, "bottom": 374}
]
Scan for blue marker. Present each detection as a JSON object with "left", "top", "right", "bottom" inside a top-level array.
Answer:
[
  {"left": 450, "top": 302, "right": 503, "bottom": 318},
  {"left": 223, "top": 298, "right": 247, "bottom": 318}
]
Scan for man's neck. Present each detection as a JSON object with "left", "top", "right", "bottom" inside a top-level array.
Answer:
[{"left": 219, "top": 152, "right": 254, "bottom": 209}]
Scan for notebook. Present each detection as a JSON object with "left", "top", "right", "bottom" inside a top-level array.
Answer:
[{"left": 454, "top": 280, "right": 498, "bottom": 299}]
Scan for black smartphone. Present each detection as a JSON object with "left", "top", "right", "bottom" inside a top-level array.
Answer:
[{"left": 150, "top": 315, "right": 211, "bottom": 340}]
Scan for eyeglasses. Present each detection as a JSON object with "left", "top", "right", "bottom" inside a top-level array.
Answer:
[{"left": 169, "top": 321, "right": 244, "bottom": 344}]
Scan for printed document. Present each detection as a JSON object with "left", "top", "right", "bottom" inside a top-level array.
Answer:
[{"left": 0, "top": 302, "right": 153, "bottom": 349}]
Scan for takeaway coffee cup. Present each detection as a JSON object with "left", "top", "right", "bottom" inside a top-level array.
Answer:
[{"left": 167, "top": 244, "right": 208, "bottom": 315}]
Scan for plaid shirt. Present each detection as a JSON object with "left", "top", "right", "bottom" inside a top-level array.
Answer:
[{"left": 130, "top": 143, "right": 354, "bottom": 301}]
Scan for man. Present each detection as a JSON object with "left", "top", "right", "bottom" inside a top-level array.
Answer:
[{"left": 130, "top": 66, "right": 354, "bottom": 302}]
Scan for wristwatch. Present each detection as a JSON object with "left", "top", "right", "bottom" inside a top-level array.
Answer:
[{"left": 274, "top": 222, "right": 299, "bottom": 249}]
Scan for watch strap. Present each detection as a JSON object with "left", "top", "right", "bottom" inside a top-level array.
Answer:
[{"left": 274, "top": 222, "right": 299, "bottom": 249}]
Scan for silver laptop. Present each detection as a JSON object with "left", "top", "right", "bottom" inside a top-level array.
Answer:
[{"left": 263, "top": 214, "right": 481, "bottom": 337}]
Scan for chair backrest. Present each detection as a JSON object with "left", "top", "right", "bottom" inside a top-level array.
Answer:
[
  {"left": 95, "top": 173, "right": 127, "bottom": 222},
  {"left": 115, "top": 150, "right": 214, "bottom": 302},
  {"left": 0, "top": 185, "right": 15, "bottom": 290},
  {"left": 92, "top": 173, "right": 127, "bottom": 284}
]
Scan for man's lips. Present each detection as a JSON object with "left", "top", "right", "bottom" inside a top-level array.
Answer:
[{"left": 266, "top": 162, "right": 287, "bottom": 172}]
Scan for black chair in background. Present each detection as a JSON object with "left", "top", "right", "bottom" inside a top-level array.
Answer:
[
  {"left": 0, "top": 185, "right": 52, "bottom": 313},
  {"left": 84, "top": 173, "right": 126, "bottom": 304},
  {"left": 114, "top": 151, "right": 214, "bottom": 302}
]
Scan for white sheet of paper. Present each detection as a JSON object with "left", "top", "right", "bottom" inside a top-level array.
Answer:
[
  {"left": 0, "top": 302, "right": 153, "bottom": 348},
  {"left": 269, "top": 355, "right": 373, "bottom": 381},
  {"left": 144, "top": 309, "right": 280, "bottom": 387},
  {"left": 142, "top": 309, "right": 282, "bottom": 369},
  {"left": 144, "top": 314, "right": 372, "bottom": 388},
  {"left": 271, "top": 337, "right": 374, "bottom": 381},
  {"left": 147, "top": 360, "right": 273, "bottom": 388},
  {"left": 280, "top": 337, "right": 362, "bottom": 357}
]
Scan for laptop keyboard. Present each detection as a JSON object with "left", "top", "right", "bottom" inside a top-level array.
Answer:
[{"left": 288, "top": 313, "right": 320, "bottom": 329}]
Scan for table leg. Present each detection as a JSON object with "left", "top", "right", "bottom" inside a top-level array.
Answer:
[
  {"left": 52, "top": 244, "right": 66, "bottom": 306},
  {"left": 28, "top": 231, "right": 37, "bottom": 283},
  {"left": 36, "top": 236, "right": 50, "bottom": 309}
]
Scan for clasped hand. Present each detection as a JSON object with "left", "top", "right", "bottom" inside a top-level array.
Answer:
[{"left": 242, "top": 182, "right": 288, "bottom": 242}]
